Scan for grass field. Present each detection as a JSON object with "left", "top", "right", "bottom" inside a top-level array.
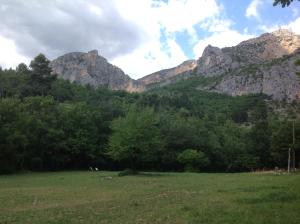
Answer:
[{"left": 0, "top": 171, "right": 299, "bottom": 224}]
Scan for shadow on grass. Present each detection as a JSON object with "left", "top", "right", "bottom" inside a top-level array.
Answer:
[
  {"left": 218, "top": 185, "right": 285, "bottom": 193},
  {"left": 117, "top": 169, "right": 169, "bottom": 177},
  {"left": 237, "top": 191, "right": 298, "bottom": 204},
  {"left": 136, "top": 172, "right": 167, "bottom": 177}
]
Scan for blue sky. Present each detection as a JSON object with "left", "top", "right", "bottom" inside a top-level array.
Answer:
[
  {"left": 170, "top": 0, "right": 300, "bottom": 59},
  {"left": 0, "top": 0, "right": 299, "bottom": 79}
]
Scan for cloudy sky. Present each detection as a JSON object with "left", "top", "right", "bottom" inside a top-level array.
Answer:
[{"left": 0, "top": 0, "right": 299, "bottom": 79}]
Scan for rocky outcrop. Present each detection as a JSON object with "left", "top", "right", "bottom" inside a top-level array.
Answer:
[
  {"left": 198, "top": 52, "right": 300, "bottom": 101},
  {"left": 140, "top": 29, "right": 300, "bottom": 99},
  {"left": 197, "top": 45, "right": 234, "bottom": 76},
  {"left": 196, "top": 29, "right": 300, "bottom": 77},
  {"left": 138, "top": 60, "right": 197, "bottom": 86},
  {"left": 50, "top": 50, "right": 141, "bottom": 92},
  {"left": 50, "top": 29, "right": 300, "bottom": 102},
  {"left": 192, "top": 29, "right": 300, "bottom": 101}
]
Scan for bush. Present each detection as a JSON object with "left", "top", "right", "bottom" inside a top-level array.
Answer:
[
  {"left": 118, "top": 168, "right": 139, "bottom": 177},
  {"left": 177, "top": 149, "right": 210, "bottom": 172}
]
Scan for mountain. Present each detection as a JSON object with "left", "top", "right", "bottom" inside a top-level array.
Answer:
[
  {"left": 141, "top": 29, "right": 300, "bottom": 101},
  {"left": 50, "top": 50, "right": 141, "bottom": 92},
  {"left": 196, "top": 29, "right": 300, "bottom": 77},
  {"left": 138, "top": 59, "right": 197, "bottom": 87},
  {"left": 51, "top": 29, "right": 300, "bottom": 101}
]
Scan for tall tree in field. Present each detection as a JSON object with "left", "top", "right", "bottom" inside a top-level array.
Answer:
[
  {"left": 29, "top": 54, "right": 56, "bottom": 95},
  {"left": 108, "top": 107, "right": 164, "bottom": 170},
  {"left": 16, "top": 63, "right": 30, "bottom": 75}
]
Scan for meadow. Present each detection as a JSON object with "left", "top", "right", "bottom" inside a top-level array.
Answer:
[{"left": 0, "top": 171, "right": 299, "bottom": 224}]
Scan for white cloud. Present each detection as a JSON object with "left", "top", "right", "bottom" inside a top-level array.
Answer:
[
  {"left": 112, "top": 37, "right": 188, "bottom": 78},
  {"left": 246, "top": 0, "right": 263, "bottom": 19},
  {"left": 0, "top": 0, "right": 143, "bottom": 63},
  {"left": 258, "top": 24, "right": 281, "bottom": 33},
  {"left": 193, "top": 29, "right": 254, "bottom": 58},
  {"left": 0, "top": 35, "right": 29, "bottom": 69},
  {"left": 285, "top": 17, "right": 300, "bottom": 34},
  {"left": 258, "top": 16, "right": 300, "bottom": 34},
  {"left": 112, "top": 0, "right": 222, "bottom": 78},
  {"left": 292, "top": 7, "right": 299, "bottom": 18},
  {"left": 0, "top": 0, "right": 271, "bottom": 80},
  {"left": 0, "top": 0, "right": 224, "bottom": 79},
  {"left": 157, "top": 0, "right": 220, "bottom": 34}
]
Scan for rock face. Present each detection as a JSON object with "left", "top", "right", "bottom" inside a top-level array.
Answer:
[
  {"left": 138, "top": 29, "right": 300, "bottom": 101},
  {"left": 51, "top": 29, "right": 300, "bottom": 101},
  {"left": 196, "top": 29, "right": 300, "bottom": 77},
  {"left": 208, "top": 53, "right": 300, "bottom": 101},
  {"left": 138, "top": 60, "right": 197, "bottom": 86},
  {"left": 194, "top": 29, "right": 300, "bottom": 101},
  {"left": 50, "top": 50, "right": 141, "bottom": 92}
]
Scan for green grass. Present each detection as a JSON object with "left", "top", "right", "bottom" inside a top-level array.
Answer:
[{"left": 0, "top": 172, "right": 299, "bottom": 224}]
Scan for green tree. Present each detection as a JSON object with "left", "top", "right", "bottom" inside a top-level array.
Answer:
[
  {"left": 108, "top": 107, "right": 164, "bottom": 170},
  {"left": 29, "top": 54, "right": 56, "bottom": 95},
  {"left": 273, "top": 0, "right": 299, "bottom": 7},
  {"left": 177, "top": 149, "right": 209, "bottom": 172},
  {"left": 16, "top": 63, "right": 30, "bottom": 75},
  {"left": 295, "top": 59, "right": 300, "bottom": 78},
  {"left": 0, "top": 98, "right": 28, "bottom": 173},
  {"left": 249, "top": 121, "right": 271, "bottom": 168}
]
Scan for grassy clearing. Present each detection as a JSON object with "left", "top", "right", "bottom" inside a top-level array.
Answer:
[{"left": 0, "top": 171, "right": 299, "bottom": 224}]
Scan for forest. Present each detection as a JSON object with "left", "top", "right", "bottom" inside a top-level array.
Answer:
[{"left": 0, "top": 54, "right": 299, "bottom": 174}]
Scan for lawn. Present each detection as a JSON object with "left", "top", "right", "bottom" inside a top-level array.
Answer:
[{"left": 0, "top": 171, "right": 299, "bottom": 224}]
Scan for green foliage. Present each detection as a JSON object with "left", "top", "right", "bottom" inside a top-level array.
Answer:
[
  {"left": 1, "top": 54, "right": 299, "bottom": 173},
  {"left": 108, "top": 107, "right": 164, "bottom": 170},
  {"left": 118, "top": 168, "right": 139, "bottom": 176},
  {"left": 295, "top": 59, "right": 300, "bottom": 78},
  {"left": 29, "top": 54, "right": 56, "bottom": 95},
  {"left": 177, "top": 149, "right": 210, "bottom": 171},
  {"left": 273, "top": 0, "right": 299, "bottom": 7},
  {"left": 16, "top": 63, "right": 30, "bottom": 75}
]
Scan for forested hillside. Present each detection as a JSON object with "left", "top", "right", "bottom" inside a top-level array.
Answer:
[{"left": 0, "top": 54, "right": 299, "bottom": 174}]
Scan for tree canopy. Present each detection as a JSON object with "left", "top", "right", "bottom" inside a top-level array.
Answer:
[
  {"left": 0, "top": 54, "right": 299, "bottom": 173},
  {"left": 273, "top": 0, "right": 299, "bottom": 7}
]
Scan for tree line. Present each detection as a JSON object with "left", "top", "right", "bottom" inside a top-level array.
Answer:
[{"left": 0, "top": 54, "right": 299, "bottom": 174}]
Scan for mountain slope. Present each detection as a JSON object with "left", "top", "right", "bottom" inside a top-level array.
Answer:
[
  {"left": 198, "top": 51, "right": 300, "bottom": 101},
  {"left": 196, "top": 29, "right": 300, "bottom": 77},
  {"left": 50, "top": 29, "right": 300, "bottom": 102},
  {"left": 143, "top": 29, "right": 300, "bottom": 101},
  {"left": 138, "top": 60, "right": 197, "bottom": 87}
]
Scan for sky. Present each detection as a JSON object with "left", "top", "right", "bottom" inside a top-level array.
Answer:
[{"left": 0, "top": 0, "right": 300, "bottom": 79}]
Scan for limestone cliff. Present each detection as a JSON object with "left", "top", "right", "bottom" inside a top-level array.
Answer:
[
  {"left": 50, "top": 50, "right": 141, "bottom": 92},
  {"left": 194, "top": 29, "right": 300, "bottom": 101},
  {"left": 197, "top": 52, "right": 300, "bottom": 101},
  {"left": 138, "top": 60, "right": 197, "bottom": 86},
  {"left": 196, "top": 29, "right": 300, "bottom": 77},
  {"left": 50, "top": 29, "right": 300, "bottom": 102}
]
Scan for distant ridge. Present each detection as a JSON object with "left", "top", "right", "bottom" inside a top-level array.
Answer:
[{"left": 51, "top": 29, "right": 300, "bottom": 101}]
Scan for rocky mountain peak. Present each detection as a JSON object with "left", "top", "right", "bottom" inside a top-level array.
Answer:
[
  {"left": 50, "top": 50, "right": 140, "bottom": 91},
  {"left": 50, "top": 30, "right": 300, "bottom": 102},
  {"left": 197, "top": 44, "right": 233, "bottom": 76},
  {"left": 271, "top": 28, "right": 295, "bottom": 37},
  {"left": 88, "top": 49, "right": 99, "bottom": 56},
  {"left": 195, "top": 29, "right": 300, "bottom": 78},
  {"left": 237, "top": 29, "right": 300, "bottom": 61}
]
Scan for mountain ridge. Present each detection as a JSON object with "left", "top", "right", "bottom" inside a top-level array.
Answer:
[{"left": 50, "top": 29, "right": 300, "bottom": 101}]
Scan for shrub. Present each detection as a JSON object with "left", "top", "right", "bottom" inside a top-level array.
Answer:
[
  {"left": 118, "top": 168, "right": 139, "bottom": 177},
  {"left": 177, "top": 149, "right": 210, "bottom": 172}
]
